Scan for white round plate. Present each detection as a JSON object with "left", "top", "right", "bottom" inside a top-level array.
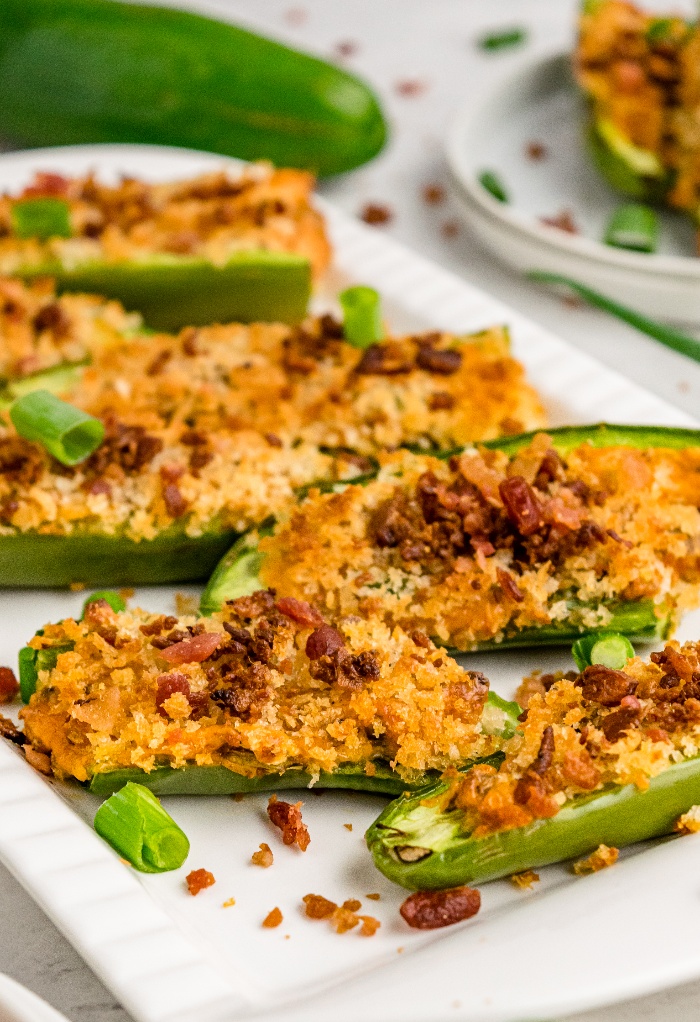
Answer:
[{"left": 447, "top": 53, "right": 700, "bottom": 325}]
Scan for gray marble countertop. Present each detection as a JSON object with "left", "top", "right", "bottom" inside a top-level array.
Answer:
[{"left": 3, "top": 1, "right": 700, "bottom": 1020}]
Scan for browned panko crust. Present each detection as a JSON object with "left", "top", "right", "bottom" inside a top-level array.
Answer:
[
  {"left": 258, "top": 436, "right": 700, "bottom": 650},
  {"left": 20, "top": 592, "right": 501, "bottom": 785},
  {"left": 0, "top": 167, "right": 331, "bottom": 280},
  {"left": 445, "top": 640, "right": 700, "bottom": 839}
]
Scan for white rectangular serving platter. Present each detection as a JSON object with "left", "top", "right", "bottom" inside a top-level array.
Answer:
[{"left": 1, "top": 144, "right": 700, "bottom": 1022}]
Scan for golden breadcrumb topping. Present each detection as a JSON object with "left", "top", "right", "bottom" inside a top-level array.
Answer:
[
  {"left": 20, "top": 591, "right": 501, "bottom": 784},
  {"left": 0, "top": 301, "right": 545, "bottom": 540},
  {"left": 0, "top": 166, "right": 331, "bottom": 279},
  {"left": 446, "top": 640, "right": 700, "bottom": 837},
  {"left": 258, "top": 436, "right": 700, "bottom": 650},
  {"left": 0, "top": 276, "right": 140, "bottom": 380}
]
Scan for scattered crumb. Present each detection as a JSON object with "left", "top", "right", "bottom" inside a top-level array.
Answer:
[
  {"left": 118, "top": 587, "right": 135, "bottom": 601},
  {"left": 24, "top": 747, "right": 52, "bottom": 774},
  {"left": 422, "top": 183, "right": 446, "bottom": 205},
  {"left": 302, "top": 893, "right": 379, "bottom": 936},
  {"left": 563, "top": 294, "right": 584, "bottom": 309},
  {"left": 232, "top": 793, "right": 245, "bottom": 802},
  {"left": 186, "top": 869, "right": 216, "bottom": 895},
  {"left": 284, "top": 7, "right": 307, "bottom": 25},
  {"left": 334, "top": 40, "right": 358, "bottom": 58},
  {"left": 175, "top": 592, "right": 199, "bottom": 616},
  {"left": 397, "top": 946, "right": 405, "bottom": 953},
  {"left": 675, "top": 805, "right": 700, "bottom": 833},
  {"left": 263, "top": 907, "right": 284, "bottom": 928},
  {"left": 365, "top": 893, "right": 381, "bottom": 901},
  {"left": 360, "top": 202, "right": 393, "bottom": 226},
  {"left": 251, "top": 842, "right": 274, "bottom": 868},
  {"left": 344, "top": 823, "right": 353, "bottom": 832},
  {"left": 678, "top": 380, "right": 691, "bottom": 394},
  {"left": 69, "top": 582, "right": 86, "bottom": 592},
  {"left": 119, "top": 858, "right": 131, "bottom": 867},
  {"left": 510, "top": 870, "right": 540, "bottom": 890},
  {"left": 284, "top": 934, "right": 290, "bottom": 940},
  {"left": 222, "top": 897, "right": 236, "bottom": 908},
  {"left": 395, "top": 79, "right": 427, "bottom": 97},
  {"left": 267, "top": 795, "right": 310, "bottom": 851},
  {"left": 573, "top": 844, "right": 619, "bottom": 875},
  {"left": 540, "top": 209, "right": 579, "bottom": 234},
  {"left": 525, "top": 141, "right": 547, "bottom": 161},
  {"left": 441, "top": 219, "right": 460, "bottom": 239}
]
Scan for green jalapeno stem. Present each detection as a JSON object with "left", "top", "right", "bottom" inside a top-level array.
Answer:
[
  {"left": 93, "top": 781, "right": 190, "bottom": 872},
  {"left": 10, "top": 390, "right": 105, "bottom": 465},
  {"left": 478, "top": 171, "right": 509, "bottom": 203},
  {"left": 604, "top": 203, "right": 658, "bottom": 252},
  {"left": 11, "top": 198, "right": 71, "bottom": 240},
  {"left": 571, "top": 632, "right": 634, "bottom": 672},
  {"left": 366, "top": 753, "right": 700, "bottom": 890},
  {"left": 339, "top": 286, "right": 383, "bottom": 348},
  {"left": 528, "top": 273, "right": 700, "bottom": 365}
]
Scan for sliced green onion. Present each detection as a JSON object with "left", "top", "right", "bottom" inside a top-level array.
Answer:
[
  {"left": 646, "top": 18, "right": 674, "bottom": 44},
  {"left": 83, "top": 590, "right": 127, "bottom": 616},
  {"left": 528, "top": 272, "right": 700, "bottom": 365},
  {"left": 478, "top": 28, "right": 527, "bottom": 51},
  {"left": 572, "top": 632, "right": 635, "bottom": 672},
  {"left": 94, "top": 781, "right": 190, "bottom": 873},
  {"left": 339, "top": 286, "right": 383, "bottom": 348},
  {"left": 604, "top": 203, "right": 658, "bottom": 252},
  {"left": 11, "top": 198, "right": 71, "bottom": 240},
  {"left": 478, "top": 171, "right": 509, "bottom": 203},
  {"left": 480, "top": 690, "right": 522, "bottom": 739},
  {"left": 10, "top": 390, "right": 105, "bottom": 466},
  {"left": 18, "top": 642, "right": 74, "bottom": 702}
]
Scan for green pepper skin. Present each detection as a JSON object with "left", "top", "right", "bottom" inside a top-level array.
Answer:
[
  {"left": 482, "top": 422, "right": 700, "bottom": 458},
  {"left": 15, "top": 251, "right": 312, "bottom": 332},
  {"left": 585, "top": 120, "right": 671, "bottom": 205},
  {"left": 0, "top": 526, "right": 238, "bottom": 588},
  {"left": 366, "top": 754, "right": 700, "bottom": 889},
  {"left": 0, "top": 0, "right": 387, "bottom": 177}
]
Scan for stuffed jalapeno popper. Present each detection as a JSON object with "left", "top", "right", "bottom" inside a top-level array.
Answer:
[
  {"left": 0, "top": 292, "right": 546, "bottom": 586},
  {"left": 367, "top": 639, "right": 700, "bottom": 889},
  {"left": 202, "top": 426, "right": 700, "bottom": 649},
  {"left": 18, "top": 590, "right": 518, "bottom": 795},
  {"left": 0, "top": 165, "right": 331, "bottom": 329},
  {"left": 576, "top": 1, "right": 700, "bottom": 227}
]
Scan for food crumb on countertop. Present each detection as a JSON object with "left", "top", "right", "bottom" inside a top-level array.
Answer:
[
  {"left": 186, "top": 869, "right": 216, "bottom": 895},
  {"left": 573, "top": 844, "right": 619, "bottom": 875}
]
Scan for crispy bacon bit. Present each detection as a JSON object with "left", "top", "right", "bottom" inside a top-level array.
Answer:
[
  {"left": 163, "top": 482, "right": 188, "bottom": 519},
  {"left": 0, "top": 713, "right": 26, "bottom": 745},
  {"left": 360, "top": 203, "right": 393, "bottom": 226},
  {"left": 251, "top": 842, "right": 274, "bottom": 867},
  {"left": 303, "top": 893, "right": 337, "bottom": 919},
  {"left": 532, "top": 726, "right": 555, "bottom": 775},
  {"left": 540, "top": 209, "right": 578, "bottom": 234},
  {"left": 276, "top": 597, "right": 324, "bottom": 628},
  {"left": 306, "top": 624, "right": 344, "bottom": 660},
  {"left": 160, "top": 631, "right": 221, "bottom": 665},
  {"left": 33, "top": 301, "right": 71, "bottom": 336},
  {"left": 146, "top": 349, "right": 172, "bottom": 376},
  {"left": 600, "top": 703, "right": 642, "bottom": 742},
  {"left": 0, "top": 667, "right": 19, "bottom": 704},
  {"left": 180, "top": 327, "right": 200, "bottom": 357},
  {"left": 87, "top": 479, "right": 111, "bottom": 496},
  {"left": 499, "top": 476, "right": 543, "bottom": 536},
  {"left": 496, "top": 568, "right": 524, "bottom": 603},
  {"left": 227, "top": 589, "right": 276, "bottom": 621},
  {"left": 428, "top": 390, "right": 455, "bottom": 410},
  {"left": 186, "top": 868, "right": 216, "bottom": 895},
  {"left": 395, "top": 79, "right": 427, "bottom": 97},
  {"left": 573, "top": 844, "right": 618, "bottom": 875},
  {"left": 579, "top": 665, "right": 636, "bottom": 706},
  {"left": 22, "top": 172, "right": 69, "bottom": 197},
  {"left": 510, "top": 870, "right": 540, "bottom": 889},
  {"left": 262, "top": 907, "right": 283, "bottom": 928},
  {"left": 513, "top": 772, "right": 559, "bottom": 818},
  {"left": 267, "top": 795, "right": 310, "bottom": 851},
  {"left": 422, "top": 183, "right": 445, "bottom": 204},
  {"left": 155, "top": 672, "right": 190, "bottom": 718},
  {"left": 415, "top": 346, "right": 463, "bottom": 375},
  {"left": 412, "top": 630, "right": 432, "bottom": 649},
  {"left": 264, "top": 432, "right": 283, "bottom": 448},
  {"left": 399, "top": 887, "right": 481, "bottom": 929},
  {"left": 562, "top": 749, "right": 600, "bottom": 789},
  {"left": 24, "top": 747, "right": 52, "bottom": 774},
  {"left": 674, "top": 806, "right": 700, "bottom": 834},
  {"left": 355, "top": 343, "right": 412, "bottom": 375},
  {"left": 525, "top": 141, "right": 547, "bottom": 161},
  {"left": 88, "top": 419, "right": 163, "bottom": 475},
  {"left": 140, "top": 615, "right": 178, "bottom": 636}
]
